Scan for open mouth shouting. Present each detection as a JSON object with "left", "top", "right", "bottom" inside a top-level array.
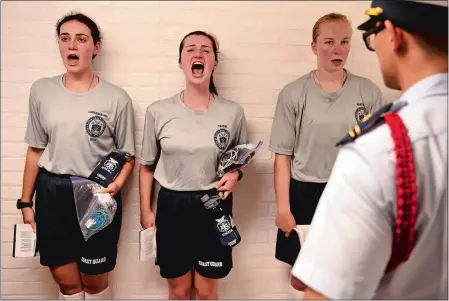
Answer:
[
  {"left": 191, "top": 61, "right": 205, "bottom": 78},
  {"left": 67, "top": 54, "right": 80, "bottom": 66}
]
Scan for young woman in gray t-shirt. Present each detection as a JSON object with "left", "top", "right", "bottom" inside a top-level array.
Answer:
[
  {"left": 139, "top": 31, "right": 247, "bottom": 299},
  {"left": 19, "top": 13, "right": 135, "bottom": 300},
  {"left": 268, "top": 12, "right": 384, "bottom": 287}
]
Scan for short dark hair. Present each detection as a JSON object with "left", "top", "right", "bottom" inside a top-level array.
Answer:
[
  {"left": 178, "top": 30, "right": 220, "bottom": 96},
  {"left": 55, "top": 12, "right": 101, "bottom": 59},
  {"left": 415, "top": 33, "right": 448, "bottom": 55}
]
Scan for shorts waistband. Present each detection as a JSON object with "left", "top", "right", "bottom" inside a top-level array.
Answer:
[
  {"left": 39, "top": 167, "right": 75, "bottom": 179},
  {"left": 159, "top": 186, "right": 218, "bottom": 196},
  {"left": 290, "top": 177, "right": 327, "bottom": 186}
]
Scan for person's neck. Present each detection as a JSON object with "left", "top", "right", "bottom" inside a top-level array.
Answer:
[
  {"left": 64, "top": 68, "right": 97, "bottom": 92},
  {"left": 314, "top": 67, "right": 346, "bottom": 92},
  {"left": 182, "top": 84, "right": 212, "bottom": 110},
  {"left": 315, "top": 68, "right": 346, "bottom": 83},
  {"left": 398, "top": 53, "right": 448, "bottom": 92}
]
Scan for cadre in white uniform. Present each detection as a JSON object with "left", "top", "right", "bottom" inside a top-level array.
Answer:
[{"left": 291, "top": 73, "right": 448, "bottom": 299}]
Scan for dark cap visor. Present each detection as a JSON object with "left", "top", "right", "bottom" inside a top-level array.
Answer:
[{"left": 357, "top": 17, "right": 378, "bottom": 31}]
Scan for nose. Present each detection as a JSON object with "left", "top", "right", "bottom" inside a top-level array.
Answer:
[
  {"left": 68, "top": 39, "right": 77, "bottom": 50},
  {"left": 333, "top": 44, "right": 344, "bottom": 54},
  {"left": 194, "top": 48, "right": 203, "bottom": 58}
]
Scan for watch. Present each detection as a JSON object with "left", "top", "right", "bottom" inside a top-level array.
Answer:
[
  {"left": 237, "top": 169, "right": 243, "bottom": 181},
  {"left": 17, "top": 199, "right": 33, "bottom": 210}
]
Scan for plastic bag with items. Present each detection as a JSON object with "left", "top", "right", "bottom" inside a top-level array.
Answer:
[
  {"left": 71, "top": 151, "right": 129, "bottom": 241},
  {"left": 217, "top": 140, "right": 263, "bottom": 178},
  {"left": 71, "top": 177, "right": 117, "bottom": 241}
]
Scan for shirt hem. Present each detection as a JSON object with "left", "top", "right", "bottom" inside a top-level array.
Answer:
[
  {"left": 24, "top": 137, "right": 47, "bottom": 149},
  {"left": 268, "top": 146, "right": 293, "bottom": 155},
  {"left": 139, "top": 158, "right": 156, "bottom": 165},
  {"left": 292, "top": 258, "right": 369, "bottom": 299},
  {"left": 118, "top": 149, "right": 136, "bottom": 157}
]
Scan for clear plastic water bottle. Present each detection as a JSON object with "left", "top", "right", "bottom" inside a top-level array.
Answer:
[{"left": 200, "top": 193, "right": 241, "bottom": 248}]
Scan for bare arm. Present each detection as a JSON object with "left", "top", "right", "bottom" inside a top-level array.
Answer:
[
  {"left": 101, "top": 156, "right": 136, "bottom": 197},
  {"left": 20, "top": 146, "right": 45, "bottom": 230},
  {"left": 304, "top": 287, "right": 328, "bottom": 300},
  {"left": 113, "top": 156, "right": 135, "bottom": 191},
  {"left": 139, "top": 164, "right": 157, "bottom": 229},
  {"left": 274, "top": 153, "right": 296, "bottom": 238},
  {"left": 291, "top": 276, "right": 328, "bottom": 299},
  {"left": 21, "top": 146, "right": 44, "bottom": 202},
  {"left": 274, "top": 154, "right": 292, "bottom": 213}
]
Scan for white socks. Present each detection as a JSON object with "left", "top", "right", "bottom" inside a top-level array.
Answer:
[
  {"left": 58, "top": 286, "right": 111, "bottom": 300},
  {"left": 85, "top": 286, "right": 111, "bottom": 300},
  {"left": 59, "top": 290, "right": 85, "bottom": 300}
]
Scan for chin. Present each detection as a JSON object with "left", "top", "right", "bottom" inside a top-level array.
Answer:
[
  {"left": 66, "top": 65, "right": 88, "bottom": 75},
  {"left": 381, "top": 70, "right": 400, "bottom": 91},
  {"left": 323, "top": 64, "right": 344, "bottom": 73},
  {"left": 384, "top": 79, "right": 401, "bottom": 91},
  {"left": 187, "top": 75, "right": 209, "bottom": 86}
]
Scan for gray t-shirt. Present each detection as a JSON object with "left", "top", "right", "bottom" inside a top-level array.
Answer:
[
  {"left": 140, "top": 93, "right": 248, "bottom": 191},
  {"left": 269, "top": 70, "right": 383, "bottom": 183},
  {"left": 24, "top": 75, "right": 136, "bottom": 178}
]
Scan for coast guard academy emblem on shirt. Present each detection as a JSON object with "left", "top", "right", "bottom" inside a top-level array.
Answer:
[
  {"left": 214, "top": 125, "right": 230, "bottom": 150},
  {"left": 355, "top": 103, "right": 368, "bottom": 124},
  {"left": 86, "top": 114, "right": 106, "bottom": 139}
]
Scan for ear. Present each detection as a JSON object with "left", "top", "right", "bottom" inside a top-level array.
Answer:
[
  {"left": 93, "top": 41, "right": 101, "bottom": 56},
  {"left": 311, "top": 41, "right": 318, "bottom": 55},
  {"left": 384, "top": 20, "right": 404, "bottom": 51},
  {"left": 213, "top": 60, "right": 218, "bottom": 72}
]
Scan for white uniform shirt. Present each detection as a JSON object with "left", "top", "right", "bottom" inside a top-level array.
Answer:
[{"left": 291, "top": 73, "right": 448, "bottom": 299}]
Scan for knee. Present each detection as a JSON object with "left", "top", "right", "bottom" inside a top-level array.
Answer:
[
  {"left": 194, "top": 284, "right": 217, "bottom": 300},
  {"left": 169, "top": 286, "right": 192, "bottom": 300},
  {"left": 82, "top": 280, "right": 108, "bottom": 295},
  {"left": 291, "top": 276, "right": 306, "bottom": 292},
  {"left": 59, "top": 282, "right": 83, "bottom": 296}
]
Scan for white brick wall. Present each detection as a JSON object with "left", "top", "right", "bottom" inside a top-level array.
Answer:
[{"left": 1, "top": 1, "right": 400, "bottom": 299}]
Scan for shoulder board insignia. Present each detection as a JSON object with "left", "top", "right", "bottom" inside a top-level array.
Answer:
[{"left": 336, "top": 101, "right": 408, "bottom": 147}]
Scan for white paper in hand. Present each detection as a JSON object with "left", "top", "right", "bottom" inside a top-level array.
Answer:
[
  {"left": 139, "top": 227, "right": 157, "bottom": 261},
  {"left": 294, "top": 225, "right": 309, "bottom": 246},
  {"left": 13, "top": 224, "right": 37, "bottom": 258}
]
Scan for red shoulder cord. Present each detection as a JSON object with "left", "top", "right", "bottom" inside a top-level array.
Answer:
[{"left": 384, "top": 112, "right": 418, "bottom": 274}]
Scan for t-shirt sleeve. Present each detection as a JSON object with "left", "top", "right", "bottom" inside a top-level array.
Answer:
[
  {"left": 234, "top": 108, "right": 248, "bottom": 146},
  {"left": 24, "top": 85, "right": 48, "bottom": 148},
  {"left": 291, "top": 144, "right": 393, "bottom": 299},
  {"left": 140, "top": 106, "right": 159, "bottom": 165},
  {"left": 114, "top": 92, "right": 136, "bottom": 156},
  {"left": 268, "top": 88, "right": 297, "bottom": 155}
]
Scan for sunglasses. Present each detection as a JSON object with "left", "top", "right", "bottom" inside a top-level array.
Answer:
[{"left": 362, "top": 23, "right": 386, "bottom": 51}]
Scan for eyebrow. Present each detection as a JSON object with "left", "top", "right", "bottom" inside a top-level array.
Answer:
[
  {"left": 60, "top": 33, "right": 89, "bottom": 37},
  {"left": 185, "top": 44, "right": 212, "bottom": 48},
  {"left": 324, "top": 37, "right": 351, "bottom": 40}
]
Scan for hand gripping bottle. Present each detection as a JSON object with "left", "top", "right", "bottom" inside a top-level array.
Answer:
[
  {"left": 200, "top": 193, "right": 241, "bottom": 248},
  {"left": 88, "top": 151, "right": 130, "bottom": 188}
]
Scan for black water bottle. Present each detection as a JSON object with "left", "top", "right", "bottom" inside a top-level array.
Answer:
[
  {"left": 88, "top": 151, "right": 129, "bottom": 188},
  {"left": 200, "top": 193, "right": 241, "bottom": 248}
]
